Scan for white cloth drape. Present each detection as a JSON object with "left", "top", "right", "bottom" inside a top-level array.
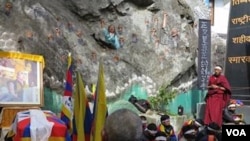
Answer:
[{"left": 29, "top": 109, "right": 54, "bottom": 141}]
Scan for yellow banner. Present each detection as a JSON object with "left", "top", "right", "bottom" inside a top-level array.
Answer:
[{"left": 0, "top": 51, "right": 45, "bottom": 68}]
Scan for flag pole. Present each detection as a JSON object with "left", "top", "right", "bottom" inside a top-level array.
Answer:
[{"left": 67, "top": 52, "right": 72, "bottom": 69}]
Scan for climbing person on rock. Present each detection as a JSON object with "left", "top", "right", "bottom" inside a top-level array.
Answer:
[{"left": 100, "top": 19, "right": 120, "bottom": 49}]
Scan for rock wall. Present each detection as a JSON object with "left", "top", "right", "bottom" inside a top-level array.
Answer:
[{"left": 0, "top": 0, "right": 227, "bottom": 97}]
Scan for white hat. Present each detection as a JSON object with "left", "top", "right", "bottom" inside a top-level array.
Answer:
[
  {"left": 228, "top": 104, "right": 236, "bottom": 108},
  {"left": 214, "top": 66, "right": 222, "bottom": 70}
]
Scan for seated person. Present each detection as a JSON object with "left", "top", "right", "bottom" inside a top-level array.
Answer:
[
  {"left": 141, "top": 123, "right": 158, "bottom": 141},
  {"left": 223, "top": 103, "right": 245, "bottom": 125},
  {"left": 197, "top": 122, "right": 222, "bottom": 141},
  {"left": 100, "top": 19, "right": 120, "bottom": 49},
  {"left": 158, "top": 115, "right": 177, "bottom": 141},
  {"left": 195, "top": 124, "right": 208, "bottom": 141},
  {"left": 140, "top": 115, "right": 148, "bottom": 130},
  {"left": 178, "top": 118, "right": 204, "bottom": 139},
  {"left": 128, "top": 95, "right": 151, "bottom": 113},
  {"left": 102, "top": 109, "right": 142, "bottom": 141},
  {"left": 155, "top": 131, "right": 168, "bottom": 141},
  {"left": 179, "top": 125, "right": 197, "bottom": 141}
]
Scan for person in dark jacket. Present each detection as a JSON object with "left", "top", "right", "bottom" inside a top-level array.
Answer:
[
  {"left": 155, "top": 131, "right": 168, "bottom": 141},
  {"left": 158, "top": 115, "right": 177, "bottom": 141},
  {"left": 222, "top": 103, "right": 245, "bottom": 125},
  {"left": 196, "top": 122, "right": 222, "bottom": 141},
  {"left": 141, "top": 123, "right": 158, "bottom": 141},
  {"left": 179, "top": 125, "right": 197, "bottom": 141},
  {"left": 223, "top": 103, "right": 237, "bottom": 124},
  {"left": 178, "top": 118, "right": 205, "bottom": 139},
  {"left": 195, "top": 126, "right": 207, "bottom": 141},
  {"left": 140, "top": 115, "right": 148, "bottom": 130}
]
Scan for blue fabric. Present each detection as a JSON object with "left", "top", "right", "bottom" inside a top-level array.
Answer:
[
  {"left": 169, "top": 135, "right": 178, "bottom": 141},
  {"left": 103, "top": 28, "right": 120, "bottom": 49}
]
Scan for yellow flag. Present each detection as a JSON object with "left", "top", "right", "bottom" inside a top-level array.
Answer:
[
  {"left": 67, "top": 52, "right": 72, "bottom": 69},
  {"left": 91, "top": 61, "right": 107, "bottom": 141},
  {"left": 74, "top": 71, "right": 87, "bottom": 141}
]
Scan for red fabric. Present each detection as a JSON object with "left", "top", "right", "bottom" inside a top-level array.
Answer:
[
  {"left": 208, "top": 135, "right": 215, "bottom": 141},
  {"left": 204, "top": 74, "right": 231, "bottom": 127},
  {"left": 13, "top": 117, "right": 68, "bottom": 141},
  {"left": 14, "top": 118, "right": 30, "bottom": 141}
]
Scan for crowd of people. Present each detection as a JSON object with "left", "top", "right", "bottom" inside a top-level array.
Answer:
[{"left": 102, "top": 109, "right": 223, "bottom": 141}]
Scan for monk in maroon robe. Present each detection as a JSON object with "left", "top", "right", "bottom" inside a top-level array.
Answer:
[{"left": 204, "top": 65, "right": 231, "bottom": 127}]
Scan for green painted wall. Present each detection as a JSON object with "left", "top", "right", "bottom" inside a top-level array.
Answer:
[
  {"left": 42, "top": 88, "right": 63, "bottom": 113},
  {"left": 42, "top": 84, "right": 207, "bottom": 117},
  {"left": 110, "top": 84, "right": 207, "bottom": 117},
  {"left": 114, "top": 84, "right": 207, "bottom": 117},
  {"left": 167, "top": 89, "right": 206, "bottom": 117}
]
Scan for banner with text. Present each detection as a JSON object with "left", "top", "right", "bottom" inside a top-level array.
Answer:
[
  {"left": 225, "top": 1, "right": 250, "bottom": 95},
  {"left": 198, "top": 19, "right": 211, "bottom": 90}
]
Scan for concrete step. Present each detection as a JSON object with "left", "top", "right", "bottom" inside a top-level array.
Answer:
[
  {"left": 232, "top": 94, "right": 250, "bottom": 99},
  {"left": 238, "top": 100, "right": 250, "bottom": 105},
  {"left": 231, "top": 95, "right": 250, "bottom": 105}
]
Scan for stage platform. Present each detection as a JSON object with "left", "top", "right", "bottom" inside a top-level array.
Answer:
[{"left": 196, "top": 102, "right": 250, "bottom": 124}]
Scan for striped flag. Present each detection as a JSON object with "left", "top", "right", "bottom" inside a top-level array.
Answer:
[
  {"left": 91, "top": 61, "right": 107, "bottom": 141},
  {"left": 73, "top": 71, "right": 93, "bottom": 141},
  {"left": 61, "top": 53, "right": 74, "bottom": 136},
  {"left": 6, "top": 110, "right": 71, "bottom": 141}
]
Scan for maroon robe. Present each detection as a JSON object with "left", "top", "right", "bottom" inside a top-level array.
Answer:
[{"left": 204, "top": 74, "right": 231, "bottom": 127}]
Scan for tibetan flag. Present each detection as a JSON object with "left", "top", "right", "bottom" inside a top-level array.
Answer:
[
  {"left": 91, "top": 61, "right": 107, "bottom": 141},
  {"left": 6, "top": 110, "right": 71, "bottom": 141},
  {"left": 84, "top": 91, "right": 93, "bottom": 141},
  {"left": 73, "top": 71, "right": 93, "bottom": 141},
  {"left": 61, "top": 53, "right": 73, "bottom": 135}
]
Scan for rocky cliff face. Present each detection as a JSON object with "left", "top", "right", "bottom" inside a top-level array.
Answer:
[{"left": 0, "top": 0, "right": 227, "bottom": 98}]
